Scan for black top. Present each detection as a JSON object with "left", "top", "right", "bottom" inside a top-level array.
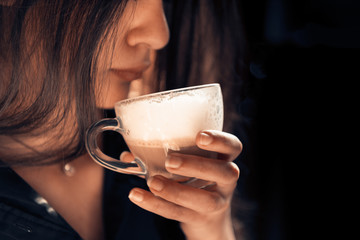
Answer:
[{"left": 0, "top": 167, "right": 185, "bottom": 240}]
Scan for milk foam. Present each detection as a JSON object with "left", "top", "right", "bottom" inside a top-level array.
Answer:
[{"left": 115, "top": 85, "right": 223, "bottom": 142}]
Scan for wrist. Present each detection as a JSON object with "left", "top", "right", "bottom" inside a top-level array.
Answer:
[{"left": 181, "top": 209, "right": 236, "bottom": 240}]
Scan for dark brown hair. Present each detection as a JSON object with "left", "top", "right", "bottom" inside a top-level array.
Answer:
[
  {"left": 0, "top": 0, "right": 247, "bottom": 166},
  {"left": 159, "top": 0, "right": 248, "bottom": 130}
]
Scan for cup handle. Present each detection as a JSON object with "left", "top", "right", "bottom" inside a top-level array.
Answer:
[{"left": 85, "top": 118, "right": 147, "bottom": 176}]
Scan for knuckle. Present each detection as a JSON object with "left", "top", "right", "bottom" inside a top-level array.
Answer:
[
  {"left": 229, "top": 136, "right": 242, "bottom": 157},
  {"left": 235, "top": 138, "right": 243, "bottom": 156},
  {"left": 222, "top": 162, "right": 240, "bottom": 185},
  {"left": 151, "top": 197, "right": 164, "bottom": 212},
  {"left": 220, "top": 133, "right": 243, "bottom": 158},
  {"left": 173, "top": 189, "right": 184, "bottom": 204},
  {"left": 204, "top": 193, "right": 222, "bottom": 212},
  {"left": 169, "top": 205, "right": 184, "bottom": 219}
]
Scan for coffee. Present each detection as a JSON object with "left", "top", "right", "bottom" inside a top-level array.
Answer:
[
  {"left": 86, "top": 83, "right": 223, "bottom": 187},
  {"left": 115, "top": 86, "right": 223, "bottom": 142},
  {"left": 126, "top": 138, "right": 216, "bottom": 181}
]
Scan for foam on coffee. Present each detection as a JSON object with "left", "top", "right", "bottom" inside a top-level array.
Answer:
[{"left": 115, "top": 86, "right": 223, "bottom": 143}]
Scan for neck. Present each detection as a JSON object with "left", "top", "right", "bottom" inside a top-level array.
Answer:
[{"left": 12, "top": 154, "right": 105, "bottom": 240}]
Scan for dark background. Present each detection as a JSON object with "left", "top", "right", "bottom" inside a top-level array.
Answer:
[
  {"left": 237, "top": 0, "right": 359, "bottom": 239},
  {"left": 104, "top": 1, "right": 359, "bottom": 239}
]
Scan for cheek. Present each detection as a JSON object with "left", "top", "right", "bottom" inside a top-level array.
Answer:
[
  {"left": 94, "top": 44, "right": 130, "bottom": 108},
  {"left": 94, "top": 72, "right": 131, "bottom": 109}
]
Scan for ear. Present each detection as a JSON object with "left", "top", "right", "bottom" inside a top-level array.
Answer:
[{"left": 0, "top": 0, "right": 16, "bottom": 7}]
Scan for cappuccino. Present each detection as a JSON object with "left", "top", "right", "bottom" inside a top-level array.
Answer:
[
  {"left": 116, "top": 85, "right": 223, "bottom": 142},
  {"left": 86, "top": 83, "right": 223, "bottom": 186},
  {"left": 126, "top": 138, "right": 216, "bottom": 181}
]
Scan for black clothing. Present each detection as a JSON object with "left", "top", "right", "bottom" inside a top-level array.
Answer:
[{"left": 0, "top": 167, "right": 185, "bottom": 240}]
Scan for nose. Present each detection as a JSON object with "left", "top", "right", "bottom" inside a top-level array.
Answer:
[{"left": 126, "top": 0, "right": 170, "bottom": 50}]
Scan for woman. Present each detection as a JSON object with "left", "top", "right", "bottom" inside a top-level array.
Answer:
[{"left": 0, "top": 0, "right": 246, "bottom": 239}]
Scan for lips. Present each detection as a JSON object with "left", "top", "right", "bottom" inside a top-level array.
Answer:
[{"left": 110, "top": 65, "right": 150, "bottom": 82}]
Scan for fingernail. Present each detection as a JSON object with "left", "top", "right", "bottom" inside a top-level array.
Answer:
[
  {"left": 147, "top": 177, "right": 164, "bottom": 192},
  {"left": 199, "top": 132, "right": 213, "bottom": 145},
  {"left": 165, "top": 156, "right": 182, "bottom": 169},
  {"left": 128, "top": 189, "right": 144, "bottom": 202}
]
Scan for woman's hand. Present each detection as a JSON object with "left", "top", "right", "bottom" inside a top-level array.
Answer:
[{"left": 128, "top": 130, "right": 242, "bottom": 240}]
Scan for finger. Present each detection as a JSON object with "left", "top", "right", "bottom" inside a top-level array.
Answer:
[
  {"left": 165, "top": 154, "right": 240, "bottom": 191},
  {"left": 119, "top": 151, "right": 135, "bottom": 163},
  {"left": 120, "top": 151, "right": 146, "bottom": 178},
  {"left": 147, "top": 175, "right": 228, "bottom": 214},
  {"left": 196, "top": 130, "right": 243, "bottom": 161},
  {"left": 128, "top": 187, "right": 198, "bottom": 223}
]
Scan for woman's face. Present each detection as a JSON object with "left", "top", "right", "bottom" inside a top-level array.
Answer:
[
  {"left": 0, "top": 0, "right": 170, "bottom": 161},
  {"left": 95, "top": 0, "right": 170, "bottom": 109}
]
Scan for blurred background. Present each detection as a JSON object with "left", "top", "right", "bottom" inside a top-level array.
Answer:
[
  {"left": 235, "top": 0, "right": 359, "bottom": 239},
  {"left": 104, "top": 1, "right": 359, "bottom": 239}
]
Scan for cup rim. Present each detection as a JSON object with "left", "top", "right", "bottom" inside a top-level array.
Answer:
[{"left": 115, "top": 83, "right": 220, "bottom": 107}]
